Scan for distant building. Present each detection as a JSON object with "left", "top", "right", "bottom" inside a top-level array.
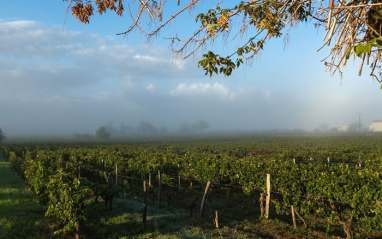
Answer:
[
  {"left": 338, "top": 125, "right": 350, "bottom": 132},
  {"left": 370, "top": 120, "right": 382, "bottom": 132}
]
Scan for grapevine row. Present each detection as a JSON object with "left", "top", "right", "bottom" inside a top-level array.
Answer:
[{"left": 2, "top": 136, "right": 382, "bottom": 238}]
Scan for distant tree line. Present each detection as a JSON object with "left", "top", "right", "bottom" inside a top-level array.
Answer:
[
  {"left": 0, "top": 128, "right": 5, "bottom": 144},
  {"left": 92, "top": 120, "right": 209, "bottom": 139}
]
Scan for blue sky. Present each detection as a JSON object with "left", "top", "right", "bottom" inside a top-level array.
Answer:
[{"left": 0, "top": 1, "right": 381, "bottom": 136}]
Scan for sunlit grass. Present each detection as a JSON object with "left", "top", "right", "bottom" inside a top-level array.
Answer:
[{"left": 0, "top": 153, "right": 54, "bottom": 239}]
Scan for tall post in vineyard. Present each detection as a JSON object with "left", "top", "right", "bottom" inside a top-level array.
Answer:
[
  {"left": 178, "top": 163, "right": 181, "bottom": 189},
  {"left": 75, "top": 221, "right": 80, "bottom": 239},
  {"left": 115, "top": 165, "right": 118, "bottom": 188},
  {"left": 291, "top": 205, "right": 297, "bottom": 229},
  {"left": 265, "top": 174, "right": 271, "bottom": 219},
  {"left": 143, "top": 180, "right": 147, "bottom": 230},
  {"left": 359, "top": 156, "right": 362, "bottom": 168},
  {"left": 158, "top": 170, "right": 162, "bottom": 207}
]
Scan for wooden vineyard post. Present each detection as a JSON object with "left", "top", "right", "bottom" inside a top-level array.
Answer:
[
  {"left": 265, "top": 174, "right": 271, "bottom": 219},
  {"left": 327, "top": 157, "right": 330, "bottom": 167},
  {"left": 178, "top": 164, "right": 181, "bottom": 189},
  {"left": 143, "top": 180, "right": 147, "bottom": 230},
  {"left": 158, "top": 170, "right": 162, "bottom": 207},
  {"left": 291, "top": 205, "right": 297, "bottom": 229},
  {"left": 115, "top": 165, "right": 118, "bottom": 188},
  {"left": 75, "top": 221, "right": 80, "bottom": 239},
  {"left": 215, "top": 211, "right": 219, "bottom": 228},
  {"left": 148, "top": 173, "right": 151, "bottom": 187},
  {"left": 200, "top": 180, "right": 211, "bottom": 218},
  {"left": 293, "top": 158, "right": 296, "bottom": 164},
  {"left": 101, "top": 159, "right": 104, "bottom": 170}
]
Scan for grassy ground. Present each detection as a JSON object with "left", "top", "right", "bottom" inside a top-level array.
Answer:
[
  {"left": 79, "top": 183, "right": 321, "bottom": 239},
  {"left": 0, "top": 153, "right": 54, "bottom": 239}
]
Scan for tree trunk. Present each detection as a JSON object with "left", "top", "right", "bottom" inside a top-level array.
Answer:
[
  {"left": 339, "top": 213, "right": 354, "bottom": 239},
  {"left": 200, "top": 181, "right": 211, "bottom": 218}
]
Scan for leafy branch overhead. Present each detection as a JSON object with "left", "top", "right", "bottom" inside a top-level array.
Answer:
[{"left": 64, "top": 0, "right": 382, "bottom": 82}]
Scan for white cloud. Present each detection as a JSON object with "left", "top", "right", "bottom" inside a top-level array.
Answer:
[
  {"left": 170, "top": 82, "right": 236, "bottom": 100},
  {"left": 133, "top": 54, "right": 161, "bottom": 62},
  {"left": 0, "top": 20, "right": 37, "bottom": 29},
  {"left": 0, "top": 20, "right": 201, "bottom": 100},
  {"left": 0, "top": 20, "right": 82, "bottom": 58},
  {"left": 146, "top": 84, "right": 155, "bottom": 90}
]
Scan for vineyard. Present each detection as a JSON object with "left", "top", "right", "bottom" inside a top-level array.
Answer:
[{"left": 2, "top": 134, "right": 382, "bottom": 238}]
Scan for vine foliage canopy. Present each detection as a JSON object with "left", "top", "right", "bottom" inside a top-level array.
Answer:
[{"left": 65, "top": 0, "right": 382, "bottom": 85}]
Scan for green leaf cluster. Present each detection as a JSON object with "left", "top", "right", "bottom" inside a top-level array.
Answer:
[
  {"left": 346, "top": 38, "right": 382, "bottom": 59},
  {"left": 198, "top": 51, "right": 243, "bottom": 77}
]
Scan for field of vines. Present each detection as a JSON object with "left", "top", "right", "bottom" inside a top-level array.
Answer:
[{"left": 2, "top": 134, "right": 382, "bottom": 239}]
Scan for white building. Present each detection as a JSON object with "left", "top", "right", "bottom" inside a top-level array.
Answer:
[
  {"left": 370, "top": 120, "right": 382, "bottom": 132},
  {"left": 338, "top": 125, "right": 350, "bottom": 132}
]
